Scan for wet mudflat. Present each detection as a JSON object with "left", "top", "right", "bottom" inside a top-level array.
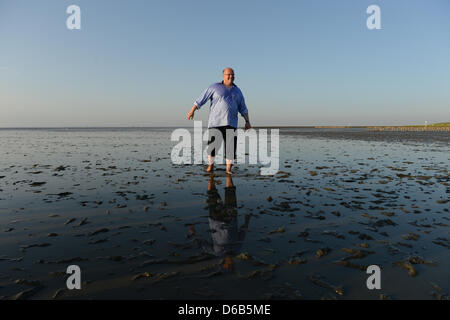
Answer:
[{"left": 0, "top": 128, "right": 449, "bottom": 300}]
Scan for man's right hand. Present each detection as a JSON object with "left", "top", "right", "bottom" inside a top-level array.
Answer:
[{"left": 187, "top": 105, "right": 197, "bottom": 120}]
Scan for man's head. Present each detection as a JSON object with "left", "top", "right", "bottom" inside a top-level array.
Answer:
[{"left": 222, "top": 67, "right": 235, "bottom": 87}]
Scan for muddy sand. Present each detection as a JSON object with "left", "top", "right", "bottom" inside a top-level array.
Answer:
[{"left": 0, "top": 128, "right": 448, "bottom": 299}]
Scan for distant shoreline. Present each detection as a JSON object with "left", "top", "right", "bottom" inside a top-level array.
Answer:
[{"left": 0, "top": 123, "right": 449, "bottom": 131}]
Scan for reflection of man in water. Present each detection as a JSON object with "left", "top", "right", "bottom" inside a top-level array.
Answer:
[{"left": 199, "top": 174, "right": 251, "bottom": 259}]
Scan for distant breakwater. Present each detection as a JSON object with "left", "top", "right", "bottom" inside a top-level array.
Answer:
[
  {"left": 251, "top": 125, "right": 450, "bottom": 132},
  {"left": 366, "top": 126, "right": 450, "bottom": 132}
]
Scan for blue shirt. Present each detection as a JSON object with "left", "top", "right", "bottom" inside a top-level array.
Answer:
[{"left": 194, "top": 82, "right": 248, "bottom": 128}]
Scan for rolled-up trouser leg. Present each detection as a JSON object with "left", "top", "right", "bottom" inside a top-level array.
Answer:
[
  {"left": 207, "top": 128, "right": 223, "bottom": 164},
  {"left": 224, "top": 126, "right": 237, "bottom": 164}
]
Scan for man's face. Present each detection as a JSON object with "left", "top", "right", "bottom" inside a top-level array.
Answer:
[{"left": 223, "top": 69, "right": 235, "bottom": 86}]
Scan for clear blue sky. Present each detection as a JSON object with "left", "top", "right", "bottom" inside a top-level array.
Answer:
[{"left": 1, "top": 0, "right": 449, "bottom": 127}]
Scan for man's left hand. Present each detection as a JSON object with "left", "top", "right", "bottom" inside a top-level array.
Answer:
[{"left": 245, "top": 122, "right": 251, "bottom": 130}]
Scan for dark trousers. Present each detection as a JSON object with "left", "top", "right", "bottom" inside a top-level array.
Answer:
[{"left": 207, "top": 126, "right": 237, "bottom": 160}]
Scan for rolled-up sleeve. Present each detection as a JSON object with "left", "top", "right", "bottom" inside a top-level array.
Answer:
[
  {"left": 238, "top": 91, "right": 248, "bottom": 116},
  {"left": 194, "top": 86, "right": 214, "bottom": 109}
]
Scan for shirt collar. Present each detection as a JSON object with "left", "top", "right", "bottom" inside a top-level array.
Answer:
[{"left": 221, "top": 81, "right": 236, "bottom": 87}]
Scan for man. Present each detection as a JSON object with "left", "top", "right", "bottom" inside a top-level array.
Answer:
[{"left": 187, "top": 67, "right": 251, "bottom": 174}]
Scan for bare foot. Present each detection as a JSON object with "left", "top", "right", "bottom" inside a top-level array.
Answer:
[
  {"left": 206, "top": 164, "right": 214, "bottom": 172},
  {"left": 226, "top": 169, "right": 232, "bottom": 175},
  {"left": 226, "top": 164, "right": 232, "bottom": 175}
]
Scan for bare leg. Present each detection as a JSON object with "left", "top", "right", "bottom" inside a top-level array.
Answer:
[
  {"left": 226, "top": 158, "right": 233, "bottom": 175},
  {"left": 226, "top": 163, "right": 232, "bottom": 175},
  {"left": 207, "top": 155, "right": 215, "bottom": 172}
]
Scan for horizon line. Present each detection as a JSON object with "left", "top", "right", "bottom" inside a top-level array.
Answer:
[{"left": 0, "top": 124, "right": 447, "bottom": 129}]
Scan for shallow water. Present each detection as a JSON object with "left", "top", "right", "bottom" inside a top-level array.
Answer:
[{"left": 0, "top": 128, "right": 449, "bottom": 300}]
